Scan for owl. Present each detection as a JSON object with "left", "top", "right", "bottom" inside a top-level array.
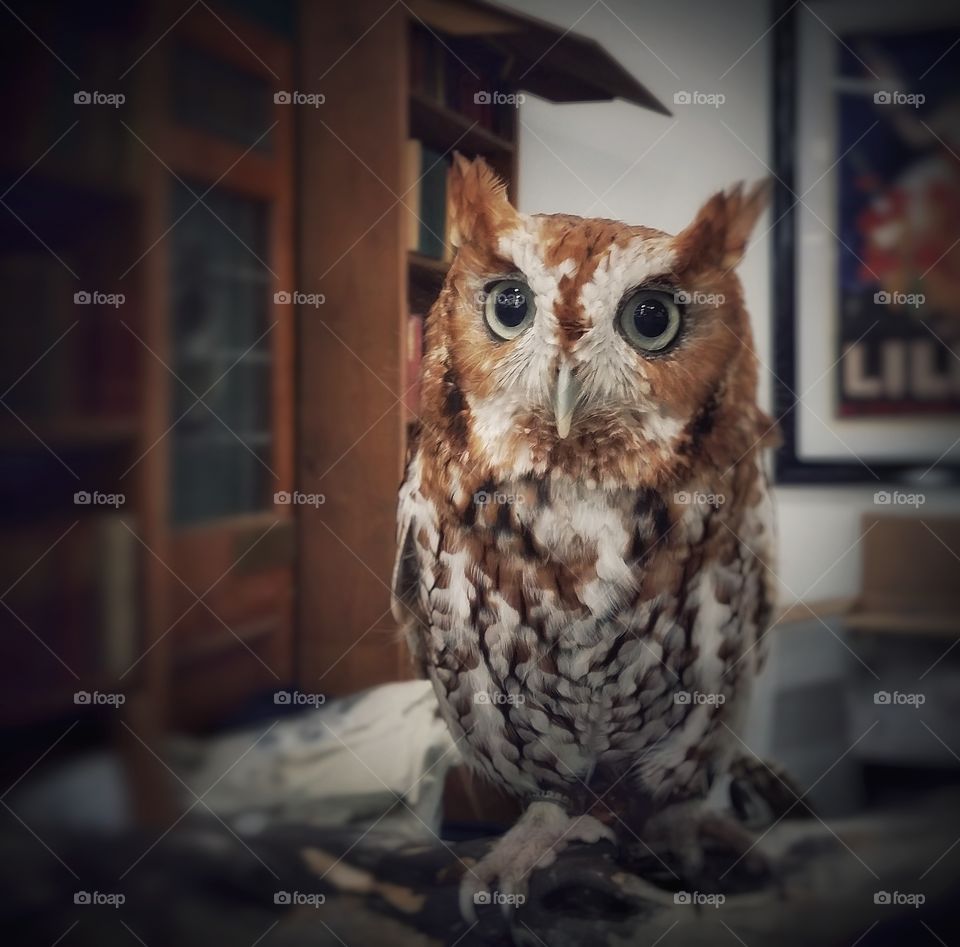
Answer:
[{"left": 392, "top": 154, "right": 778, "bottom": 918}]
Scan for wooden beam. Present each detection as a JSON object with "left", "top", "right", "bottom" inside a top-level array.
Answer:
[{"left": 297, "top": 1, "right": 409, "bottom": 696}]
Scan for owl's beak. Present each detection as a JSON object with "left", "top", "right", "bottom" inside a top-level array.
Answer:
[{"left": 554, "top": 361, "right": 581, "bottom": 439}]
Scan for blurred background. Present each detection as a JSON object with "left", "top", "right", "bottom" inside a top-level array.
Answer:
[{"left": 1, "top": 0, "right": 959, "bottom": 944}]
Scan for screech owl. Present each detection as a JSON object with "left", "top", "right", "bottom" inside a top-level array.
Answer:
[{"left": 392, "top": 154, "right": 778, "bottom": 916}]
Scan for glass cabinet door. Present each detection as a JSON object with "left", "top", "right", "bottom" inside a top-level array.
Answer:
[{"left": 168, "top": 180, "right": 273, "bottom": 525}]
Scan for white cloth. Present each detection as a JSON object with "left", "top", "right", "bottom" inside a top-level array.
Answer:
[{"left": 171, "top": 680, "right": 458, "bottom": 838}]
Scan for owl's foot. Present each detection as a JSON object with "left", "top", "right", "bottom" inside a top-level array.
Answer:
[
  {"left": 459, "top": 800, "right": 615, "bottom": 922},
  {"left": 729, "top": 753, "right": 815, "bottom": 828},
  {"left": 635, "top": 800, "right": 775, "bottom": 894}
]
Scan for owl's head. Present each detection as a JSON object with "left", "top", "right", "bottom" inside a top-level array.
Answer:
[{"left": 419, "top": 154, "right": 772, "bottom": 489}]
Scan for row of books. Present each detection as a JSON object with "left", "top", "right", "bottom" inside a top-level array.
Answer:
[
  {"left": 0, "top": 514, "right": 139, "bottom": 724},
  {"left": 403, "top": 139, "right": 455, "bottom": 261},
  {"left": 409, "top": 24, "right": 510, "bottom": 136},
  {"left": 0, "top": 254, "right": 139, "bottom": 425}
]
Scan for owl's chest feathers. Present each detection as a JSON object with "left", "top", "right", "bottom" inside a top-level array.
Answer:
[
  {"left": 415, "top": 463, "right": 765, "bottom": 793},
  {"left": 467, "top": 477, "right": 642, "bottom": 617},
  {"left": 428, "top": 475, "right": 721, "bottom": 666}
]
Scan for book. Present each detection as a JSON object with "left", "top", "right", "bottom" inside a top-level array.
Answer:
[
  {"left": 404, "top": 313, "right": 424, "bottom": 420},
  {"left": 0, "top": 254, "right": 73, "bottom": 420},
  {"left": 96, "top": 513, "right": 139, "bottom": 676},
  {"left": 418, "top": 145, "right": 448, "bottom": 260},
  {"left": 409, "top": 24, "right": 511, "bottom": 134},
  {"left": 402, "top": 139, "right": 422, "bottom": 252},
  {"left": 0, "top": 513, "right": 140, "bottom": 724},
  {"left": 404, "top": 140, "right": 457, "bottom": 260}
]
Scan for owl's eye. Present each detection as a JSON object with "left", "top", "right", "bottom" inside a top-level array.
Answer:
[
  {"left": 618, "top": 290, "right": 682, "bottom": 353},
  {"left": 483, "top": 279, "right": 536, "bottom": 340}
]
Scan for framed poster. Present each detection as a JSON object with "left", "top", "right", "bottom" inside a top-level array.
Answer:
[{"left": 772, "top": 0, "right": 960, "bottom": 482}]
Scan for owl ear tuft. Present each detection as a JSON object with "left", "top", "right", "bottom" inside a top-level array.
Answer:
[
  {"left": 447, "top": 153, "right": 517, "bottom": 249},
  {"left": 679, "top": 179, "right": 771, "bottom": 269}
]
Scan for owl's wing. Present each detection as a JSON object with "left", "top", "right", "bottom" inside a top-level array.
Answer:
[
  {"left": 750, "top": 449, "right": 779, "bottom": 673},
  {"left": 392, "top": 453, "right": 430, "bottom": 678}
]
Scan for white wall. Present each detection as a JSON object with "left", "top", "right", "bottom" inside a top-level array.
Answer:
[{"left": 504, "top": 0, "right": 960, "bottom": 603}]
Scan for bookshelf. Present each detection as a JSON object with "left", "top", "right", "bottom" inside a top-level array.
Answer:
[
  {"left": 409, "top": 90, "right": 516, "bottom": 159},
  {"left": 0, "top": 0, "right": 666, "bottom": 773},
  {"left": 297, "top": 0, "right": 667, "bottom": 695},
  {"left": 0, "top": 0, "right": 297, "bottom": 749},
  {"left": 408, "top": 251, "right": 451, "bottom": 284}
]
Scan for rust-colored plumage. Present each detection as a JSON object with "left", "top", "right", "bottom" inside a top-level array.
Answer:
[{"left": 393, "top": 154, "right": 777, "bottom": 914}]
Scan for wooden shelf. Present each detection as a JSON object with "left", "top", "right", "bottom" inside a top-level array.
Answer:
[
  {"left": 771, "top": 597, "right": 854, "bottom": 627},
  {"left": 845, "top": 611, "right": 960, "bottom": 638},
  {"left": 175, "top": 616, "right": 278, "bottom": 666},
  {"left": 409, "top": 251, "right": 450, "bottom": 281},
  {"left": 409, "top": 90, "right": 515, "bottom": 158},
  {"left": 409, "top": 253, "right": 449, "bottom": 313},
  {"left": 0, "top": 163, "right": 139, "bottom": 206},
  {"left": 0, "top": 416, "right": 139, "bottom": 449},
  {"left": 4, "top": 670, "right": 141, "bottom": 728}
]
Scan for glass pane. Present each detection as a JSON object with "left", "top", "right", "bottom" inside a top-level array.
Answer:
[
  {"left": 220, "top": 0, "right": 296, "bottom": 38},
  {"left": 171, "top": 42, "right": 273, "bottom": 154},
  {"left": 169, "top": 180, "right": 272, "bottom": 526}
]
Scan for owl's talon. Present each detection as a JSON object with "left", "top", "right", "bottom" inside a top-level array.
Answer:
[
  {"left": 641, "top": 801, "right": 778, "bottom": 894},
  {"left": 458, "top": 877, "right": 481, "bottom": 925},
  {"left": 458, "top": 800, "right": 615, "bottom": 923},
  {"left": 499, "top": 879, "right": 520, "bottom": 920}
]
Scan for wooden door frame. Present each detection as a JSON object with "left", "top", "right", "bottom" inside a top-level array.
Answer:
[
  {"left": 296, "top": 0, "right": 410, "bottom": 697},
  {"left": 136, "top": 3, "right": 296, "bottom": 728}
]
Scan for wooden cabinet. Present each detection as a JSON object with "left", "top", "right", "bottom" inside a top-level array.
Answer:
[
  {"left": 0, "top": 0, "right": 297, "bottom": 734},
  {"left": 140, "top": 9, "right": 296, "bottom": 726},
  {"left": 0, "top": 0, "right": 664, "bottom": 745}
]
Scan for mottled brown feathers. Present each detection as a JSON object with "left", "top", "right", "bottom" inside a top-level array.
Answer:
[
  {"left": 447, "top": 151, "right": 517, "bottom": 249},
  {"left": 675, "top": 178, "right": 773, "bottom": 270},
  {"left": 394, "top": 155, "right": 778, "bottom": 816}
]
